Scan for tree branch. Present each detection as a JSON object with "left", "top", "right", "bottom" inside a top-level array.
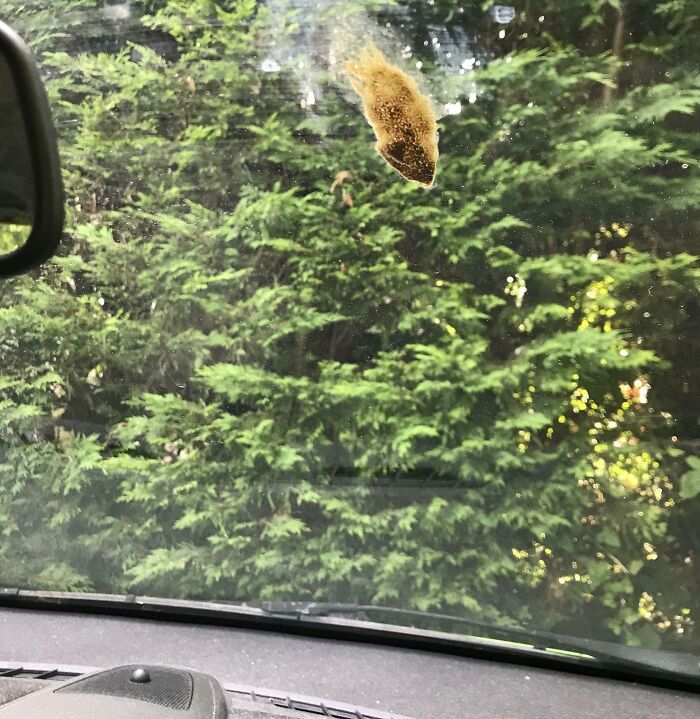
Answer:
[{"left": 602, "top": 2, "right": 626, "bottom": 104}]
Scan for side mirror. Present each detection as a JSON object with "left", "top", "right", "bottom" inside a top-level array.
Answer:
[{"left": 0, "top": 20, "right": 63, "bottom": 278}]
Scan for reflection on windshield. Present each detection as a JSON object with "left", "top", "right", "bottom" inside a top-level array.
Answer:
[{"left": 0, "top": 0, "right": 697, "bottom": 663}]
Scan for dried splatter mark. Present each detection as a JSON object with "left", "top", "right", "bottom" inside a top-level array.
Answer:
[
  {"left": 329, "top": 170, "right": 354, "bottom": 206},
  {"left": 329, "top": 170, "right": 351, "bottom": 193},
  {"left": 346, "top": 45, "right": 438, "bottom": 187}
]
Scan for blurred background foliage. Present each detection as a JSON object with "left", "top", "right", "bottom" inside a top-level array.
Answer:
[{"left": 0, "top": 0, "right": 698, "bottom": 650}]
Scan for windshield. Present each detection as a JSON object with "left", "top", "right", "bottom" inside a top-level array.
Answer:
[{"left": 0, "top": 0, "right": 698, "bottom": 667}]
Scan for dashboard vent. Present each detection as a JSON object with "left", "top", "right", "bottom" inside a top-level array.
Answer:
[
  {"left": 225, "top": 684, "right": 410, "bottom": 719},
  {"left": 0, "top": 666, "right": 83, "bottom": 682}
]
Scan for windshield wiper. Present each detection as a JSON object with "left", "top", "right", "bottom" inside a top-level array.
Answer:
[
  {"left": 256, "top": 601, "right": 700, "bottom": 682},
  {"left": 2, "top": 589, "right": 699, "bottom": 691}
]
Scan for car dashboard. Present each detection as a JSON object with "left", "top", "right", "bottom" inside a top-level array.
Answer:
[{"left": 1, "top": 607, "right": 700, "bottom": 718}]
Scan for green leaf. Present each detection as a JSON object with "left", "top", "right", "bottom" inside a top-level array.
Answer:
[{"left": 679, "top": 466, "right": 700, "bottom": 500}]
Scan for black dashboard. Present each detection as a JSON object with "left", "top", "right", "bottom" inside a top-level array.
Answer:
[{"left": 2, "top": 607, "right": 700, "bottom": 718}]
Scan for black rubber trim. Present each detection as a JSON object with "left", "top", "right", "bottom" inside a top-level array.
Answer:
[
  {"left": 1, "top": 589, "right": 699, "bottom": 695},
  {"left": 0, "top": 19, "right": 63, "bottom": 277}
]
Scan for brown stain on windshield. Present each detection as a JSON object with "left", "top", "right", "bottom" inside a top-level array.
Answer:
[{"left": 346, "top": 45, "right": 438, "bottom": 187}]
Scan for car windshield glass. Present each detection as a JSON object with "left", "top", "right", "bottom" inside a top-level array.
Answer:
[{"left": 0, "top": 0, "right": 698, "bottom": 669}]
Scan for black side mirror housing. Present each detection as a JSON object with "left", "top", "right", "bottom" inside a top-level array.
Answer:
[{"left": 0, "top": 19, "right": 63, "bottom": 277}]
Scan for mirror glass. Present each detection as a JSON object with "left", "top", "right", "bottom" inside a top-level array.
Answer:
[{"left": 0, "top": 50, "right": 35, "bottom": 256}]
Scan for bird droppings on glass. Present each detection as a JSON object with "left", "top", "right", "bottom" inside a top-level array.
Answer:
[{"left": 346, "top": 44, "right": 439, "bottom": 187}]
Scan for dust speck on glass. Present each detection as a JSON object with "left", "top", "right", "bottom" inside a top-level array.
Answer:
[{"left": 0, "top": 0, "right": 698, "bottom": 661}]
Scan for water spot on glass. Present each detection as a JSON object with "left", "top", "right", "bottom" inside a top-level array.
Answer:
[
  {"left": 490, "top": 5, "right": 516, "bottom": 24},
  {"left": 261, "top": 57, "right": 280, "bottom": 73}
]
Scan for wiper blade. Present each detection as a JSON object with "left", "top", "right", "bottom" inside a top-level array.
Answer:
[
  {"left": 3, "top": 590, "right": 699, "bottom": 690},
  {"left": 257, "top": 601, "right": 700, "bottom": 681}
]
